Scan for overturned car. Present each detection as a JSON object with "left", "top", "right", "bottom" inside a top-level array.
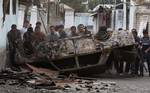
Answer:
[{"left": 15, "top": 30, "right": 136, "bottom": 76}]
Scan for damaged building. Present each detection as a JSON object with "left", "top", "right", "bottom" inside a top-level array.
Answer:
[{"left": 129, "top": 0, "right": 150, "bottom": 36}]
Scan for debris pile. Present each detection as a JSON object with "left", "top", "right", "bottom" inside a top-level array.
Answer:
[
  {"left": 56, "top": 79, "right": 119, "bottom": 93},
  {"left": 0, "top": 65, "right": 119, "bottom": 93}
]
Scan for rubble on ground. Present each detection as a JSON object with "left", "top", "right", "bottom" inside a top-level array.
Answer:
[{"left": 0, "top": 66, "right": 119, "bottom": 93}]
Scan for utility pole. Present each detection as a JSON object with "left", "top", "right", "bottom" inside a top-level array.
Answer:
[
  {"left": 112, "top": 0, "right": 116, "bottom": 30},
  {"left": 123, "top": 0, "right": 127, "bottom": 30},
  {"left": 47, "top": 0, "right": 50, "bottom": 29}
]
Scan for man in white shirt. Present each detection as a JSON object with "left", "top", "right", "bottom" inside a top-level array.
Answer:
[{"left": 20, "top": 20, "right": 30, "bottom": 40}]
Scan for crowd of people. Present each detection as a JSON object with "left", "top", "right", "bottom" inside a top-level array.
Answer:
[
  {"left": 7, "top": 21, "right": 92, "bottom": 68},
  {"left": 7, "top": 21, "right": 150, "bottom": 77},
  {"left": 128, "top": 28, "right": 150, "bottom": 77},
  {"left": 133, "top": 29, "right": 150, "bottom": 77},
  {"left": 110, "top": 28, "right": 150, "bottom": 77}
]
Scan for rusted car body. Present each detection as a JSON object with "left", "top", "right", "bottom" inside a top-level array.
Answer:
[{"left": 16, "top": 30, "right": 136, "bottom": 75}]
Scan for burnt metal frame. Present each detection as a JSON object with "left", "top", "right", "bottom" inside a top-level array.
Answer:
[{"left": 50, "top": 35, "right": 103, "bottom": 71}]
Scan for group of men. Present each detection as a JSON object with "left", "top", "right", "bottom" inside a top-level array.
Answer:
[
  {"left": 47, "top": 24, "right": 91, "bottom": 42},
  {"left": 7, "top": 21, "right": 44, "bottom": 67},
  {"left": 132, "top": 29, "right": 150, "bottom": 77},
  {"left": 7, "top": 20, "right": 150, "bottom": 77},
  {"left": 7, "top": 21, "right": 91, "bottom": 68},
  {"left": 114, "top": 28, "right": 150, "bottom": 77}
]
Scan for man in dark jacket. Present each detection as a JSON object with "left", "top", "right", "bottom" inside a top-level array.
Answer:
[
  {"left": 58, "top": 25, "right": 67, "bottom": 39},
  {"left": 141, "top": 30, "right": 150, "bottom": 76},
  {"left": 7, "top": 24, "right": 21, "bottom": 67},
  {"left": 131, "top": 29, "right": 142, "bottom": 76},
  {"left": 23, "top": 27, "right": 34, "bottom": 55}
]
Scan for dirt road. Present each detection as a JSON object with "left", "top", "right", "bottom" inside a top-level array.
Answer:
[{"left": 99, "top": 75, "right": 150, "bottom": 93}]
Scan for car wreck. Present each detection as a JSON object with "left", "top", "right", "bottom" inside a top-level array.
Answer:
[{"left": 14, "top": 30, "right": 136, "bottom": 76}]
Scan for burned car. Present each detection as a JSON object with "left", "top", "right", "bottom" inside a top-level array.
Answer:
[{"left": 15, "top": 30, "right": 136, "bottom": 76}]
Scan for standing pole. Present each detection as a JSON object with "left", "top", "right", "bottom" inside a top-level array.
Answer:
[
  {"left": 112, "top": 0, "right": 116, "bottom": 30},
  {"left": 123, "top": 0, "right": 127, "bottom": 30},
  {"left": 47, "top": 0, "right": 50, "bottom": 29}
]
